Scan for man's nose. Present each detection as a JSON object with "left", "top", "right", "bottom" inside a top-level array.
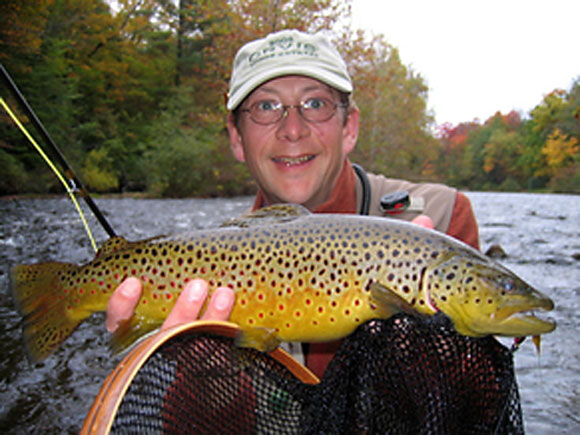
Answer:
[{"left": 276, "top": 106, "right": 310, "bottom": 141}]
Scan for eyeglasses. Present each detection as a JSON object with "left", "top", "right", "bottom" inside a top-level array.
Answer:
[{"left": 239, "top": 97, "right": 345, "bottom": 125}]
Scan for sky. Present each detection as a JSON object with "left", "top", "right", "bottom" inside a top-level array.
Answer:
[{"left": 349, "top": 0, "right": 580, "bottom": 126}]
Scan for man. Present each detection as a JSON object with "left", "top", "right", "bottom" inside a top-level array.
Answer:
[{"left": 107, "top": 29, "right": 479, "bottom": 378}]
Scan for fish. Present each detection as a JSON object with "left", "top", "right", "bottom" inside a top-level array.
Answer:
[{"left": 11, "top": 204, "right": 556, "bottom": 363}]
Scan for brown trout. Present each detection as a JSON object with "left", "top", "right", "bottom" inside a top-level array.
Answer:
[{"left": 11, "top": 204, "right": 556, "bottom": 362}]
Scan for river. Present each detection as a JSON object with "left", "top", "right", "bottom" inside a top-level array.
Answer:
[{"left": 0, "top": 192, "right": 578, "bottom": 433}]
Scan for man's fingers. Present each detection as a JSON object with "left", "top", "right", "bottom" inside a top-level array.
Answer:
[
  {"left": 161, "top": 279, "right": 208, "bottom": 331},
  {"left": 412, "top": 214, "right": 435, "bottom": 229},
  {"left": 106, "top": 277, "right": 142, "bottom": 332},
  {"left": 160, "top": 279, "right": 234, "bottom": 331},
  {"left": 200, "top": 286, "right": 235, "bottom": 321}
]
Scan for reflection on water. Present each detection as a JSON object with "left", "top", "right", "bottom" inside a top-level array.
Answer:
[{"left": 1, "top": 193, "right": 578, "bottom": 433}]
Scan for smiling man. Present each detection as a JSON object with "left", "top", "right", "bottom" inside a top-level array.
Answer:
[
  {"left": 228, "top": 75, "right": 358, "bottom": 210},
  {"left": 107, "top": 29, "right": 479, "bottom": 377}
]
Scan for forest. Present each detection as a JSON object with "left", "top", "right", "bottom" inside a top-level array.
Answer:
[{"left": 1, "top": 0, "right": 579, "bottom": 197}]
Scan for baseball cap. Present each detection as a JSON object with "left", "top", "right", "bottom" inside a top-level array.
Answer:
[{"left": 226, "top": 29, "right": 353, "bottom": 111}]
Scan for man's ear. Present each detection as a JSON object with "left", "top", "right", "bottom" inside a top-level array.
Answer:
[
  {"left": 342, "top": 107, "right": 359, "bottom": 155},
  {"left": 227, "top": 113, "right": 246, "bottom": 162}
]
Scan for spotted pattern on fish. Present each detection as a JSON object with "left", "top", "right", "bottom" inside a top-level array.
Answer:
[{"left": 11, "top": 204, "right": 556, "bottom": 362}]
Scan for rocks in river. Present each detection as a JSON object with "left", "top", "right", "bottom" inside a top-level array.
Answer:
[
  {"left": 485, "top": 244, "right": 508, "bottom": 258},
  {"left": 572, "top": 252, "right": 580, "bottom": 261}
]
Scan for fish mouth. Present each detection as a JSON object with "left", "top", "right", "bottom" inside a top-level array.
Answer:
[
  {"left": 491, "top": 307, "right": 556, "bottom": 336},
  {"left": 272, "top": 155, "right": 316, "bottom": 167},
  {"left": 448, "top": 295, "right": 557, "bottom": 338},
  {"left": 482, "top": 291, "right": 556, "bottom": 336}
]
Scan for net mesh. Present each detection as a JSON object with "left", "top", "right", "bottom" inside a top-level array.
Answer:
[{"left": 110, "top": 313, "right": 523, "bottom": 434}]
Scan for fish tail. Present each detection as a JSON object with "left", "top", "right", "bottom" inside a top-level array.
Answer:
[{"left": 11, "top": 262, "right": 87, "bottom": 363}]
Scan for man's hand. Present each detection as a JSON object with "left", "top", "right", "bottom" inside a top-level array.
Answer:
[
  {"left": 411, "top": 215, "right": 435, "bottom": 229},
  {"left": 106, "top": 277, "right": 235, "bottom": 333}
]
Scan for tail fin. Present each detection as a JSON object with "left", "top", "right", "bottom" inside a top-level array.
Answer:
[{"left": 11, "top": 262, "right": 88, "bottom": 363}]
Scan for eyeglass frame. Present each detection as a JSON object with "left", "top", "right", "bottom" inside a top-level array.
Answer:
[{"left": 238, "top": 97, "right": 347, "bottom": 126}]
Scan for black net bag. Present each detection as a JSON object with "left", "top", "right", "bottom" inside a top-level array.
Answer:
[{"left": 82, "top": 314, "right": 523, "bottom": 434}]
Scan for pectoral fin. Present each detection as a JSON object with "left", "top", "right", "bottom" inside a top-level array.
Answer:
[
  {"left": 111, "top": 314, "right": 163, "bottom": 355},
  {"left": 370, "top": 282, "right": 418, "bottom": 317},
  {"left": 235, "top": 327, "right": 281, "bottom": 352}
]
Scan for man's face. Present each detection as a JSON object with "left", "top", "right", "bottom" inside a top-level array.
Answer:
[{"left": 227, "top": 76, "right": 359, "bottom": 210}]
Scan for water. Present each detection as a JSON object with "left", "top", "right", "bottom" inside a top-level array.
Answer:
[{"left": 0, "top": 193, "right": 578, "bottom": 433}]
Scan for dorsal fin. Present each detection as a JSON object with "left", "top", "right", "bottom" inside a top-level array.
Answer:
[
  {"left": 95, "top": 235, "right": 165, "bottom": 258},
  {"left": 220, "top": 204, "right": 311, "bottom": 228},
  {"left": 95, "top": 236, "right": 131, "bottom": 257}
]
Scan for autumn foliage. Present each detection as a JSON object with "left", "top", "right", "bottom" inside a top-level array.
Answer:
[
  {"left": 436, "top": 85, "right": 580, "bottom": 192},
  {"left": 1, "top": 0, "right": 578, "bottom": 196}
]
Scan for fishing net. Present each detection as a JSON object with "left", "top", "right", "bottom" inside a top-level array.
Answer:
[{"left": 83, "top": 314, "right": 524, "bottom": 434}]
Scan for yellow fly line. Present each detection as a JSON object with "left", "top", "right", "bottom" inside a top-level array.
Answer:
[{"left": 1, "top": 97, "right": 99, "bottom": 252}]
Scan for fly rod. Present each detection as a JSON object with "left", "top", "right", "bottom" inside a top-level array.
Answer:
[{"left": 0, "top": 63, "right": 116, "bottom": 240}]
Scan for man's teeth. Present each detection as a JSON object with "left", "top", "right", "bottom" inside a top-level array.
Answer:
[{"left": 275, "top": 156, "right": 314, "bottom": 167}]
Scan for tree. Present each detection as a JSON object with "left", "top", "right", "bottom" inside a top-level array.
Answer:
[
  {"left": 540, "top": 128, "right": 579, "bottom": 176},
  {"left": 435, "top": 121, "right": 480, "bottom": 187},
  {"left": 339, "top": 31, "right": 439, "bottom": 179}
]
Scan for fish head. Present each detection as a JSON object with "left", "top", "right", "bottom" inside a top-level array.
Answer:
[{"left": 426, "top": 254, "right": 556, "bottom": 338}]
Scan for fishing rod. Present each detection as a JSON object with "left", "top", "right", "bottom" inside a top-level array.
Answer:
[{"left": 0, "top": 63, "right": 117, "bottom": 247}]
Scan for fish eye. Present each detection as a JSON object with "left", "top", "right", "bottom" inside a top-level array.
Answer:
[{"left": 503, "top": 279, "right": 515, "bottom": 292}]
